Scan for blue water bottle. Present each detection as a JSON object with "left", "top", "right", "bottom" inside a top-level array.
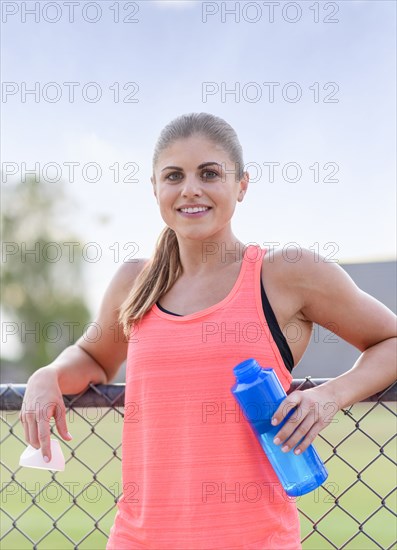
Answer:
[{"left": 231, "top": 358, "right": 328, "bottom": 496}]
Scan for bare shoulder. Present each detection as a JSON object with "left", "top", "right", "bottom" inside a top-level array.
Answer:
[
  {"left": 262, "top": 247, "right": 354, "bottom": 292},
  {"left": 104, "top": 258, "right": 149, "bottom": 306},
  {"left": 263, "top": 247, "right": 396, "bottom": 352},
  {"left": 75, "top": 258, "right": 149, "bottom": 380},
  {"left": 260, "top": 247, "right": 311, "bottom": 322},
  {"left": 262, "top": 246, "right": 358, "bottom": 293}
]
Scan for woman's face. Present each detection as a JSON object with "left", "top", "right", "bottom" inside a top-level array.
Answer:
[{"left": 151, "top": 135, "right": 248, "bottom": 242}]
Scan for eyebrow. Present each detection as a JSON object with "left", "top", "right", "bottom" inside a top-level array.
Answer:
[{"left": 160, "top": 162, "right": 223, "bottom": 173}]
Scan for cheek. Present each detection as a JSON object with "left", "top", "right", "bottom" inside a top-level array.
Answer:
[
  {"left": 222, "top": 193, "right": 239, "bottom": 212},
  {"left": 156, "top": 189, "right": 169, "bottom": 208},
  {"left": 156, "top": 194, "right": 176, "bottom": 222}
]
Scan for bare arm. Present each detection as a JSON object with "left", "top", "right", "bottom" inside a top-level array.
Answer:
[
  {"left": 271, "top": 250, "right": 397, "bottom": 453},
  {"left": 20, "top": 259, "right": 146, "bottom": 460}
]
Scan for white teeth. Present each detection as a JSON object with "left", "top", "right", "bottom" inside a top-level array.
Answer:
[{"left": 180, "top": 207, "right": 209, "bottom": 213}]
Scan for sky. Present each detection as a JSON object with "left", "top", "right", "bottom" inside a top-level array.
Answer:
[{"left": 1, "top": 0, "right": 396, "bottom": 313}]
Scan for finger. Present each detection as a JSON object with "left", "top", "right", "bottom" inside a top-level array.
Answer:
[
  {"left": 54, "top": 405, "right": 72, "bottom": 442},
  {"left": 25, "top": 411, "right": 41, "bottom": 449},
  {"left": 20, "top": 401, "right": 38, "bottom": 447},
  {"left": 20, "top": 412, "right": 31, "bottom": 444},
  {"left": 271, "top": 392, "right": 303, "bottom": 427},
  {"left": 275, "top": 401, "right": 316, "bottom": 448},
  {"left": 37, "top": 419, "right": 52, "bottom": 462},
  {"left": 293, "top": 423, "right": 322, "bottom": 455},
  {"left": 272, "top": 401, "right": 309, "bottom": 445},
  {"left": 278, "top": 414, "right": 318, "bottom": 453}
]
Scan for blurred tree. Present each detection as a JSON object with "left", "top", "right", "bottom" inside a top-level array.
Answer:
[{"left": 1, "top": 177, "right": 92, "bottom": 376}]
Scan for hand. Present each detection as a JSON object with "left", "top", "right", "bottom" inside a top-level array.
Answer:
[
  {"left": 19, "top": 367, "right": 72, "bottom": 462},
  {"left": 270, "top": 386, "right": 340, "bottom": 454}
]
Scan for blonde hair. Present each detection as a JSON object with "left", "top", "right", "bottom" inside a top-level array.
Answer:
[{"left": 119, "top": 112, "right": 245, "bottom": 335}]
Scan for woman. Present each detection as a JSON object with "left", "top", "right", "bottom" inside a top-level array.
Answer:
[{"left": 20, "top": 113, "right": 396, "bottom": 549}]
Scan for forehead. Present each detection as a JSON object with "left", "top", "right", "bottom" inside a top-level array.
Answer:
[{"left": 156, "top": 136, "right": 230, "bottom": 169}]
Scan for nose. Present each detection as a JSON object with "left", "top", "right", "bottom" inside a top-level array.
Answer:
[{"left": 181, "top": 176, "right": 202, "bottom": 198}]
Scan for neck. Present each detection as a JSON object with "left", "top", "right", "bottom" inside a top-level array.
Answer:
[{"left": 176, "top": 234, "right": 246, "bottom": 277}]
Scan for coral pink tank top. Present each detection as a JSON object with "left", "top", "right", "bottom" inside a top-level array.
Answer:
[{"left": 107, "top": 245, "right": 301, "bottom": 549}]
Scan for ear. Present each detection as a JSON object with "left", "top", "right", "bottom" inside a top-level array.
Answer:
[{"left": 237, "top": 171, "right": 249, "bottom": 202}]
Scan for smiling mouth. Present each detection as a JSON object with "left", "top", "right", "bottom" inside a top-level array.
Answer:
[{"left": 177, "top": 206, "right": 212, "bottom": 214}]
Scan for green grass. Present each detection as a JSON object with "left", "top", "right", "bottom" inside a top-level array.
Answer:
[
  {"left": 295, "top": 402, "right": 397, "bottom": 549},
  {"left": 1, "top": 403, "right": 396, "bottom": 549}
]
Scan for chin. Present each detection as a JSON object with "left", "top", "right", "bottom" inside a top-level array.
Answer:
[{"left": 176, "top": 228, "right": 216, "bottom": 241}]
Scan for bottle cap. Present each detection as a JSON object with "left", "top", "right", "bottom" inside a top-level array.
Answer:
[
  {"left": 233, "top": 358, "right": 261, "bottom": 381},
  {"left": 19, "top": 439, "right": 65, "bottom": 471}
]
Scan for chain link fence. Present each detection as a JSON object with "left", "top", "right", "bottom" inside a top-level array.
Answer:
[{"left": 1, "top": 379, "right": 396, "bottom": 549}]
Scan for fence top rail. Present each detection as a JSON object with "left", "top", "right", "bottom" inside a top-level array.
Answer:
[{"left": 1, "top": 379, "right": 396, "bottom": 410}]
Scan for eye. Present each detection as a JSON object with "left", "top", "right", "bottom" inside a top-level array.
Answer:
[
  {"left": 202, "top": 170, "right": 219, "bottom": 180},
  {"left": 165, "top": 172, "right": 182, "bottom": 182}
]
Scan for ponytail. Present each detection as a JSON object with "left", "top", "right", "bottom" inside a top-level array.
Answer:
[{"left": 119, "top": 226, "right": 181, "bottom": 336}]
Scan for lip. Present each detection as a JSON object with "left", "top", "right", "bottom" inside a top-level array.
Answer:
[
  {"left": 176, "top": 204, "right": 212, "bottom": 210},
  {"left": 177, "top": 205, "right": 212, "bottom": 218}
]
